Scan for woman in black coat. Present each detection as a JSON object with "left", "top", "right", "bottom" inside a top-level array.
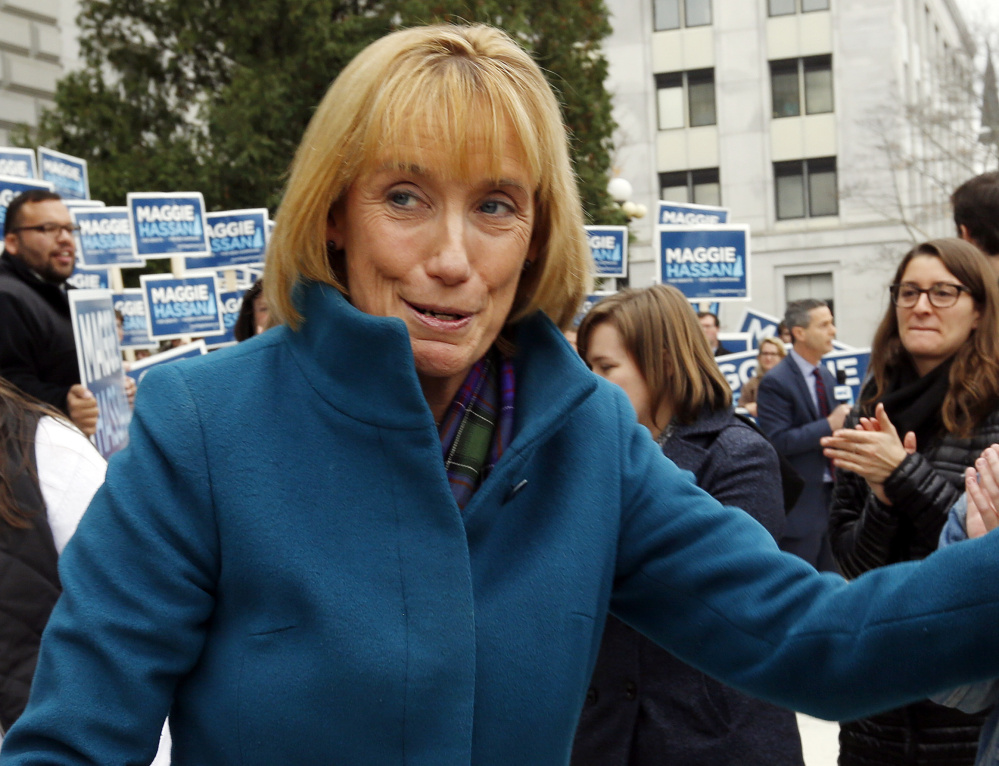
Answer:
[
  {"left": 823, "top": 239, "right": 999, "bottom": 765},
  {"left": 571, "top": 284, "right": 803, "bottom": 766}
]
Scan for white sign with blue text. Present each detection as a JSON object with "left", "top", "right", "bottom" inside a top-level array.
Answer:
[
  {"left": 0, "top": 175, "right": 53, "bottom": 233},
  {"left": 185, "top": 208, "right": 269, "bottom": 271},
  {"left": 206, "top": 290, "right": 244, "bottom": 348},
  {"left": 141, "top": 273, "right": 225, "bottom": 340},
  {"left": 113, "top": 289, "right": 158, "bottom": 350},
  {"left": 126, "top": 340, "right": 207, "bottom": 387},
  {"left": 657, "top": 225, "right": 750, "bottom": 301},
  {"left": 38, "top": 146, "right": 90, "bottom": 201},
  {"left": 127, "top": 192, "right": 211, "bottom": 259},
  {"left": 0, "top": 148, "right": 37, "bottom": 180},
  {"left": 66, "top": 266, "right": 111, "bottom": 291},
  {"left": 68, "top": 290, "right": 131, "bottom": 458},
  {"left": 585, "top": 225, "right": 628, "bottom": 278},
  {"left": 657, "top": 200, "right": 729, "bottom": 226},
  {"left": 72, "top": 207, "right": 145, "bottom": 268}
]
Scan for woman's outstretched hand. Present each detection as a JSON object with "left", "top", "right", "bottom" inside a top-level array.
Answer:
[{"left": 966, "top": 445, "right": 999, "bottom": 538}]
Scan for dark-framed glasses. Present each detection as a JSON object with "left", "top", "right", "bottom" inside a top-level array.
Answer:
[
  {"left": 13, "top": 223, "right": 80, "bottom": 237},
  {"left": 889, "top": 282, "right": 972, "bottom": 309}
]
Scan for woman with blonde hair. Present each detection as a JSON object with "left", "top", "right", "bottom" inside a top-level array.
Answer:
[
  {"left": 15, "top": 26, "right": 999, "bottom": 766},
  {"left": 572, "top": 284, "right": 802, "bottom": 765},
  {"left": 739, "top": 336, "right": 786, "bottom": 417}
]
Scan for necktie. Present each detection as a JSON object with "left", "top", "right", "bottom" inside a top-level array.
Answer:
[{"left": 813, "top": 368, "right": 830, "bottom": 418}]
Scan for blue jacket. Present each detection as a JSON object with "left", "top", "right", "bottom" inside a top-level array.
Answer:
[
  {"left": 9, "top": 283, "right": 999, "bottom": 765},
  {"left": 757, "top": 354, "right": 837, "bottom": 538}
]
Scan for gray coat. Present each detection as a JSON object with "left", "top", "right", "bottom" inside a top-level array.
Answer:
[{"left": 572, "top": 406, "right": 803, "bottom": 766}]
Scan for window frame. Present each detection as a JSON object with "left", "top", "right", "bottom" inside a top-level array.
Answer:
[
  {"left": 768, "top": 0, "right": 830, "bottom": 16},
  {"left": 774, "top": 157, "right": 838, "bottom": 220},
  {"left": 655, "top": 69, "right": 717, "bottom": 130},
  {"left": 770, "top": 55, "right": 833, "bottom": 119},
  {"left": 659, "top": 168, "right": 722, "bottom": 206},
  {"left": 654, "top": 0, "right": 713, "bottom": 31}
]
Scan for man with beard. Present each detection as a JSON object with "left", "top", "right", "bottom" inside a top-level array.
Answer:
[{"left": 0, "top": 190, "right": 98, "bottom": 434}]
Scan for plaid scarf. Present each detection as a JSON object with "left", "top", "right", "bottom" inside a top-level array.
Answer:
[{"left": 438, "top": 349, "right": 515, "bottom": 511}]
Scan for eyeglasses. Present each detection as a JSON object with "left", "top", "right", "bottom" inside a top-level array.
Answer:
[
  {"left": 12, "top": 223, "right": 80, "bottom": 237},
  {"left": 889, "top": 282, "right": 972, "bottom": 309}
]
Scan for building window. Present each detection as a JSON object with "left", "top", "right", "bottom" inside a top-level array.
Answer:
[
  {"left": 656, "top": 69, "right": 716, "bottom": 129},
  {"left": 769, "top": 0, "right": 829, "bottom": 16},
  {"left": 654, "top": 0, "right": 712, "bottom": 31},
  {"left": 774, "top": 157, "right": 838, "bottom": 219},
  {"left": 785, "top": 272, "right": 834, "bottom": 317},
  {"left": 659, "top": 168, "right": 721, "bottom": 206},
  {"left": 771, "top": 56, "right": 833, "bottom": 118}
]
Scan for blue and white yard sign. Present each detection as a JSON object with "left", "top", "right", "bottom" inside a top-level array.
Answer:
[
  {"left": 585, "top": 225, "right": 628, "bottom": 278},
  {"left": 657, "top": 201, "right": 729, "bottom": 226},
  {"left": 66, "top": 266, "right": 111, "bottom": 291},
  {"left": 127, "top": 192, "right": 211, "bottom": 259},
  {"left": 37, "top": 147, "right": 90, "bottom": 201},
  {"left": 185, "top": 208, "right": 269, "bottom": 271},
  {"left": 657, "top": 225, "right": 750, "bottom": 301},
  {"left": 0, "top": 148, "right": 37, "bottom": 179},
  {"left": 68, "top": 290, "right": 131, "bottom": 458},
  {"left": 572, "top": 292, "right": 615, "bottom": 329},
  {"left": 0, "top": 175, "right": 53, "bottom": 232},
  {"left": 126, "top": 340, "right": 207, "bottom": 387},
  {"left": 112, "top": 290, "right": 157, "bottom": 349},
  {"left": 206, "top": 290, "right": 244, "bottom": 348},
  {"left": 716, "top": 333, "right": 753, "bottom": 355},
  {"left": 72, "top": 207, "right": 144, "bottom": 268},
  {"left": 63, "top": 199, "right": 105, "bottom": 210},
  {"left": 720, "top": 346, "right": 871, "bottom": 407},
  {"left": 140, "top": 273, "right": 225, "bottom": 340}
]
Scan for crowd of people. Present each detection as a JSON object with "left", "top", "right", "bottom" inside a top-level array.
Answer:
[{"left": 6, "top": 21, "right": 999, "bottom": 766}]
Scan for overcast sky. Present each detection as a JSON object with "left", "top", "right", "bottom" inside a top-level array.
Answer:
[{"left": 956, "top": 0, "right": 999, "bottom": 39}]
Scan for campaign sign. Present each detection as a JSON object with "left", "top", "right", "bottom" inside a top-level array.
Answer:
[
  {"left": 73, "top": 207, "right": 144, "bottom": 268},
  {"left": 205, "top": 290, "right": 244, "bottom": 348},
  {"left": 66, "top": 266, "right": 111, "bottom": 291},
  {"left": 63, "top": 199, "right": 105, "bottom": 210},
  {"left": 657, "top": 225, "right": 750, "bottom": 301},
  {"left": 141, "top": 273, "right": 224, "bottom": 340},
  {"left": 0, "top": 148, "right": 37, "bottom": 179},
  {"left": 657, "top": 200, "right": 729, "bottom": 226},
  {"left": 720, "top": 347, "right": 871, "bottom": 407},
  {"left": 37, "top": 147, "right": 89, "bottom": 200},
  {"left": 127, "top": 192, "right": 210, "bottom": 259},
  {"left": 737, "top": 306, "right": 855, "bottom": 350},
  {"left": 0, "top": 175, "right": 53, "bottom": 232},
  {"left": 716, "top": 333, "right": 753, "bottom": 355},
  {"left": 68, "top": 290, "right": 131, "bottom": 458},
  {"left": 585, "top": 225, "right": 628, "bottom": 278},
  {"left": 113, "top": 290, "right": 157, "bottom": 349},
  {"left": 126, "top": 340, "right": 207, "bottom": 387},
  {"left": 185, "top": 208, "right": 269, "bottom": 271},
  {"left": 571, "top": 292, "right": 615, "bottom": 329}
]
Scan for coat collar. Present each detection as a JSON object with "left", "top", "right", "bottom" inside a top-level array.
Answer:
[
  {"left": 0, "top": 252, "right": 71, "bottom": 314},
  {"left": 283, "top": 281, "right": 598, "bottom": 446}
]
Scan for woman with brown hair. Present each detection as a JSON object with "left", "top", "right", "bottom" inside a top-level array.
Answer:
[
  {"left": 823, "top": 238, "right": 999, "bottom": 765},
  {"left": 739, "top": 336, "right": 787, "bottom": 417},
  {"left": 572, "top": 284, "right": 802, "bottom": 766},
  {"left": 0, "top": 378, "right": 104, "bottom": 732}
]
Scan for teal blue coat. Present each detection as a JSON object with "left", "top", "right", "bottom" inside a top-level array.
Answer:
[{"left": 8, "top": 283, "right": 999, "bottom": 765}]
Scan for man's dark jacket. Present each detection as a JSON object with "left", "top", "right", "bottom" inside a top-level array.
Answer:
[{"left": 0, "top": 252, "right": 79, "bottom": 413}]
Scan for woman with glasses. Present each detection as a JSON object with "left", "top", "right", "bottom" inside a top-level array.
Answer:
[
  {"left": 822, "top": 238, "right": 999, "bottom": 766},
  {"left": 737, "top": 336, "right": 787, "bottom": 417}
]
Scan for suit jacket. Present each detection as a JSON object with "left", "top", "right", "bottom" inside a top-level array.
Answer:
[
  {"left": 756, "top": 354, "right": 837, "bottom": 538},
  {"left": 12, "top": 286, "right": 999, "bottom": 764}
]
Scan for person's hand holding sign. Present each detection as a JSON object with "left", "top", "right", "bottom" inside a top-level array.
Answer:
[{"left": 67, "top": 384, "right": 99, "bottom": 436}]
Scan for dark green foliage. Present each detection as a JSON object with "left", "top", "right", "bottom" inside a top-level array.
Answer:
[{"left": 14, "top": 0, "right": 624, "bottom": 224}]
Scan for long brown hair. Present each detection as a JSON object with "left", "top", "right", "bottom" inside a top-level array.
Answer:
[
  {"left": 0, "top": 379, "right": 69, "bottom": 528},
  {"left": 576, "top": 285, "right": 731, "bottom": 428},
  {"left": 863, "top": 238, "right": 999, "bottom": 436}
]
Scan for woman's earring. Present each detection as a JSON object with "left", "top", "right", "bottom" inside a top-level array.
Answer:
[{"left": 522, "top": 260, "right": 533, "bottom": 272}]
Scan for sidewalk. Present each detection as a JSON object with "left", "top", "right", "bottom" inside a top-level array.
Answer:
[{"left": 799, "top": 714, "right": 839, "bottom": 766}]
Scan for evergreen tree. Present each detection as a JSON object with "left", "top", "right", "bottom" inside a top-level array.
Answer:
[{"left": 16, "top": 0, "right": 624, "bottom": 224}]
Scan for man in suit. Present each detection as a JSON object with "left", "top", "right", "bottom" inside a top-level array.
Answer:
[{"left": 757, "top": 299, "right": 850, "bottom": 571}]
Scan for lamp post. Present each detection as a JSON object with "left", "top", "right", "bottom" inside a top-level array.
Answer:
[{"left": 607, "top": 177, "right": 647, "bottom": 221}]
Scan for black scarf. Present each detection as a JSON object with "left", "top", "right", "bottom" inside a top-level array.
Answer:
[{"left": 866, "top": 357, "right": 952, "bottom": 450}]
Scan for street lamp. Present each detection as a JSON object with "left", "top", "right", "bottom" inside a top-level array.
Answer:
[{"left": 607, "top": 177, "right": 647, "bottom": 220}]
